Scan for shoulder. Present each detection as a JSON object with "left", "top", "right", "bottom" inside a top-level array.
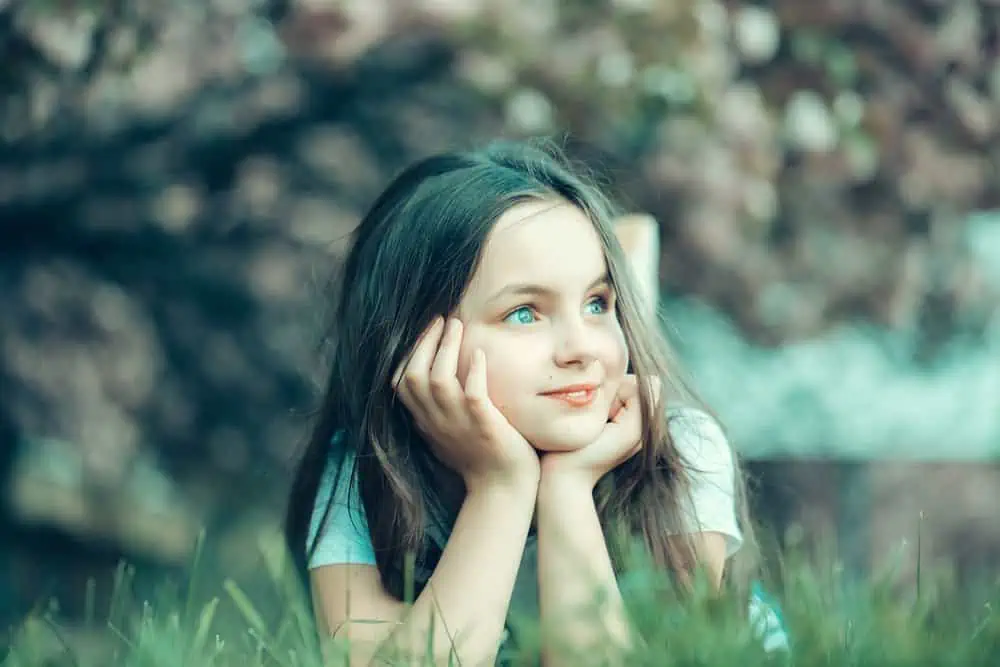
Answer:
[
  {"left": 666, "top": 406, "right": 734, "bottom": 472},
  {"left": 665, "top": 406, "right": 744, "bottom": 556},
  {"left": 308, "top": 430, "right": 376, "bottom": 568}
]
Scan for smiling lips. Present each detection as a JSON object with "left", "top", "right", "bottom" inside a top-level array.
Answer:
[{"left": 542, "top": 383, "right": 599, "bottom": 407}]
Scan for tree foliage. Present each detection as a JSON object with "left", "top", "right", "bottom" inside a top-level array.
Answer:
[{"left": 1, "top": 0, "right": 999, "bottom": 625}]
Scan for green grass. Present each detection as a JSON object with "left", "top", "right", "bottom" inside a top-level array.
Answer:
[{"left": 4, "top": 530, "right": 999, "bottom": 666}]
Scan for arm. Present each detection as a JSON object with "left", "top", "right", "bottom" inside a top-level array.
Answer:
[
  {"left": 614, "top": 219, "right": 732, "bottom": 589},
  {"left": 321, "top": 312, "right": 541, "bottom": 665},
  {"left": 535, "top": 400, "right": 740, "bottom": 665},
  {"left": 670, "top": 532, "right": 729, "bottom": 588},
  {"left": 667, "top": 408, "right": 743, "bottom": 590},
  {"left": 536, "top": 471, "right": 632, "bottom": 667},
  {"left": 535, "top": 479, "right": 731, "bottom": 667},
  {"left": 312, "top": 477, "right": 537, "bottom": 666}
]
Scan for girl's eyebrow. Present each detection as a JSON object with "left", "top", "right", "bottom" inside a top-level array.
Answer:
[{"left": 485, "top": 272, "right": 610, "bottom": 305}]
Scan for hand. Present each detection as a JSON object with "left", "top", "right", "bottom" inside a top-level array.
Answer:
[
  {"left": 540, "top": 375, "right": 659, "bottom": 490},
  {"left": 393, "top": 316, "right": 541, "bottom": 492}
]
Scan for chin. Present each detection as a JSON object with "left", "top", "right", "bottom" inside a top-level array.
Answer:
[
  {"left": 531, "top": 438, "right": 587, "bottom": 453},
  {"left": 528, "top": 421, "right": 606, "bottom": 453}
]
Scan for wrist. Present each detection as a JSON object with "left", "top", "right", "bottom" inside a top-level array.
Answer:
[
  {"left": 537, "top": 466, "right": 597, "bottom": 505},
  {"left": 464, "top": 466, "right": 540, "bottom": 499},
  {"left": 539, "top": 457, "right": 599, "bottom": 494}
]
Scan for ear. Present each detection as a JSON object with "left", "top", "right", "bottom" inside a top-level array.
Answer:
[{"left": 613, "top": 214, "right": 661, "bottom": 317}]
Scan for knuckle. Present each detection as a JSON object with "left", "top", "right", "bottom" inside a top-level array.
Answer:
[
  {"left": 464, "top": 393, "right": 488, "bottom": 415},
  {"left": 428, "top": 376, "right": 452, "bottom": 399},
  {"left": 402, "top": 369, "right": 420, "bottom": 386},
  {"left": 394, "top": 387, "right": 413, "bottom": 407}
]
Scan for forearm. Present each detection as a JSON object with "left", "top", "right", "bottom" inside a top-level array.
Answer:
[
  {"left": 381, "top": 479, "right": 537, "bottom": 666},
  {"left": 536, "top": 475, "right": 632, "bottom": 666}
]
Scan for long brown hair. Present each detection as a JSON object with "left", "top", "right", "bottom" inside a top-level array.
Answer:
[{"left": 284, "top": 138, "right": 757, "bottom": 599}]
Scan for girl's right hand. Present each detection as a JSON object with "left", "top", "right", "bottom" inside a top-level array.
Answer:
[{"left": 393, "top": 316, "right": 541, "bottom": 492}]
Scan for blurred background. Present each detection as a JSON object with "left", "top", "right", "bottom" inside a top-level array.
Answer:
[{"left": 2, "top": 0, "right": 1000, "bottom": 647}]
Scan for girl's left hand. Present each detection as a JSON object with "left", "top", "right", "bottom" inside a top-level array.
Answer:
[{"left": 540, "top": 375, "right": 658, "bottom": 490}]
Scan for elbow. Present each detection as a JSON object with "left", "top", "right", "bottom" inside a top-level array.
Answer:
[
  {"left": 353, "top": 631, "right": 497, "bottom": 667},
  {"left": 401, "top": 640, "right": 498, "bottom": 667}
]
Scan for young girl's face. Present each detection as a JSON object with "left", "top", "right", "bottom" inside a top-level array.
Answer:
[{"left": 455, "top": 199, "right": 629, "bottom": 452}]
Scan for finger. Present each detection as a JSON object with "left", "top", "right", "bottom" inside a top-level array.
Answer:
[
  {"left": 625, "top": 395, "right": 643, "bottom": 427},
  {"left": 611, "top": 398, "right": 644, "bottom": 463},
  {"left": 394, "top": 316, "right": 441, "bottom": 383},
  {"left": 400, "top": 316, "right": 445, "bottom": 406},
  {"left": 429, "top": 317, "right": 464, "bottom": 409},
  {"left": 392, "top": 358, "right": 407, "bottom": 391},
  {"left": 612, "top": 395, "right": 641, "bottom": 427},
  {"left": 463, "top": 348, "right": 492, "bottom": 420},
  {"left": 609, "top": 396, "right": 627, "bottom": 422},
  {"left": 407, "top": 316, "right": 446, "bottom": 378},
  {"left": 609, "top": 375, "right": 638, "bottom": 422}
]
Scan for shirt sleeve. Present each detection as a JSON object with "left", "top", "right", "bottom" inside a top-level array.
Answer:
[
  {"left": 307, "top": 437, "right": 377, "bottom": 569},
  {"left": 667, "top": 407, "right": 744, "bottom": 558}
]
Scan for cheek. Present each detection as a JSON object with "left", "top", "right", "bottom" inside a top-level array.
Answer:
[
  {"left": 456, "top": 343, "right": 472, "bottom": 383},
  {"left": 456, "top": 329, "right": 526, "bottom": 411},
  {"left": 480, "top": 344, "right": 525, "bottom": 405},
  {"left": 455, "top": 326, "right": 513, "bottom": 387},
  {"left": 605, "top": 324, "right": 629, "bottom": 377},
  {"left": 455, "top": 320, "right": 488, "bottom": 381},
  {"left": 484, "top": 364, "right": 521, "bottom": 413}
]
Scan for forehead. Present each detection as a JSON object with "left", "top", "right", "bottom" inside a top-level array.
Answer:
[{"left": 471, "top": 199, "right": 607, "bottom": 290}]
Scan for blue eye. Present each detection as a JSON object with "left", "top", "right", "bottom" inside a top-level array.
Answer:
[
  {"left": 585, "top": 295, "right": 610, "bottom": 315},
  {"left": 504, "top": 306, "right": 537, "bottom": 325}
]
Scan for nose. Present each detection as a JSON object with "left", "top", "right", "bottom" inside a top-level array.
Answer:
[{"left": 552, "top": 317, "right": 600, "bottom": 368}]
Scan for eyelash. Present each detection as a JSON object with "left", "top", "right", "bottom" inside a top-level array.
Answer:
[{"left": 503, "top": 293, "right": 614, "bottom": 325}]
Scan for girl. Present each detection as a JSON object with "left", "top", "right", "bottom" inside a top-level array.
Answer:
[{"left": 285, "top": 140, "right": 774, "bottom": 665}]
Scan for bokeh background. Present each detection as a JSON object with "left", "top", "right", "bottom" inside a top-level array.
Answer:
[{"left": 3, "top": 0, "right": 1000, "bottom": 648}]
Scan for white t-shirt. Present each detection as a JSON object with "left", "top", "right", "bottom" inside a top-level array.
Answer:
[{"left": 307, "top": 407, "right": 743, "bottom": 569}]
